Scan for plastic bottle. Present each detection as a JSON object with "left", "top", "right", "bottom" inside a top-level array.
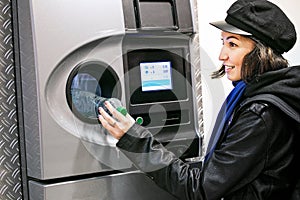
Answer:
[
  {"left": 94, "top": 97, "right": 127, "bottom": 117},
  {"left": 95, "top": 96, "right": 143, "bottom": 125},
  {"left": 71, "top": 90, "right": 143, "bottom": 124}
]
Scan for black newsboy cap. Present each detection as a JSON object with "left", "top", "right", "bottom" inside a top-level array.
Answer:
[{"left": 210, "top": 0, "right": 297, "bottom": 54}]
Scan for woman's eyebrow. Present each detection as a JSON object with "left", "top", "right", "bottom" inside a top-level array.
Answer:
[{"left": 225, "top": 35, "right": 239, "bottom": 41}]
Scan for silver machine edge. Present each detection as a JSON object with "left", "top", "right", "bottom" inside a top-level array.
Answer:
[{"left": 13, "top": 0, "right": 204, "bottom": 199}]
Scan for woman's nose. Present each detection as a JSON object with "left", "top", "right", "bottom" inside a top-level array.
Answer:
[{"left": 218, "top": 46, "right": 228, "bottom": 61}]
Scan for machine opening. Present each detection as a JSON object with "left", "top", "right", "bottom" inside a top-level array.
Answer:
[
  {"left": 66, "top": 61, "right": 121, "bottom": 123},
  {"left": 135, "top": 0, "right": 178, "bottom": 29}
]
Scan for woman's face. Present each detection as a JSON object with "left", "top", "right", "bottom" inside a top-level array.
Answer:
[{"left": 219, "top": 31, "right": 255, "bottom": 81}]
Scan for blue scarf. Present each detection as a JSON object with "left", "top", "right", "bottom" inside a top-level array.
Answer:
[{"left": 205, "top": 80, "right": 247, "bottom": 161}]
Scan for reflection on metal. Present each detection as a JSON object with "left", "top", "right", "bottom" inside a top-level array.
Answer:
[{"left": 0, "top": 0, "right": 22, "bottom": 199}]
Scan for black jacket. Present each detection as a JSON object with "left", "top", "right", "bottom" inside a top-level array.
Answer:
[{"left": 117, "top": 66, "right": 300, "bottom": 200}]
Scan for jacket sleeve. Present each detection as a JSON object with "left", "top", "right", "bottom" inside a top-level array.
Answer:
[
  {"left": 116, "top": 124, "right": 207, "bottom": 199},
  {"left": 116, "top": 104, "right": 270, "bottom": 200}
]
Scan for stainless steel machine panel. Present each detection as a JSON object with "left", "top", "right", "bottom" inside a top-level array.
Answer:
[
  {"left": 18, "top": 0, "right": 128, "bottom": 180},
  {"left": 15, "top": 0, "right": 202, "bottom": 199},
  {"left": 28, "top": 172, "right": 177, "bottom": 200}
]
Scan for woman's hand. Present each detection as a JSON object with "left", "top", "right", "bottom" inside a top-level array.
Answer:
[{"left": 98, "top": 101, "right": 135, "bottom": 140}]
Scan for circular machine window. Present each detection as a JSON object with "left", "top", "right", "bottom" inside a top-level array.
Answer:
[{"left": 66, "top": 61, "right": 121, "bottom": 124}]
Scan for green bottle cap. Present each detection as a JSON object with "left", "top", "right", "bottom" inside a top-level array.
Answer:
[
  {"left": 116, "top": 107, "right": 127, "bottom": 116},
  {"left": 135, "top": 117, "right": 143, "bottom": 125}
]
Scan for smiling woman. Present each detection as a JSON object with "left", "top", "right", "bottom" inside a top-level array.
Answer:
[
  {"left": 216, "top": 32, "right": 255, "bottom": 81},
  {"left": 99, "top": 0, "right": 300, "bottom": 199},
  {"left": 210, "top": 33, "right": 290, "bottom": 83}
]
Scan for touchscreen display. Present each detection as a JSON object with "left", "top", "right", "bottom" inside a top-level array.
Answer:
[
  {"left": 125, "top": 48, "right": 189, "bottom": 104},
  {"left": 140, "top": 61, "right": 172, "bottom": 92}
]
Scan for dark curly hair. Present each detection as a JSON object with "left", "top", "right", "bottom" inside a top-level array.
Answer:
[{"left": 211, "top": 37, "right": 289, "bottom": 83}]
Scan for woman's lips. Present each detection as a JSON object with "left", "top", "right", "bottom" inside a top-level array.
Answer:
[{"left": 225, "top": 65, "right": 235, "bottom": 73}]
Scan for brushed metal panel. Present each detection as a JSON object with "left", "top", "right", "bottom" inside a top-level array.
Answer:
[
  {"left": 18, "top": 0, "right": 128, "bottom": 179},
  {"left": 17, "top": 0, "right": 42, "bottom": 179},
  {"left": 29, "top": 172, "right": 177, "bottom": 200}
]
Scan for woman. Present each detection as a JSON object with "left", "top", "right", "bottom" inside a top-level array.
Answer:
[{"left": 98, "top": 0, "right": 300, "bottom": 199}]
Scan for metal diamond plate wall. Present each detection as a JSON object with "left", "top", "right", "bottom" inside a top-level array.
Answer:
[
  {"left": 191, "top": 0, "right": 204, "bottom": 156},
  {"left": 0, "top": 0, "right": 23, "bottom": 199}
]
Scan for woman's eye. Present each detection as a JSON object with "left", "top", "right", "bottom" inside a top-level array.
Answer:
[{"left": 229, "top": 42, "right": 237, "bottom": 47}]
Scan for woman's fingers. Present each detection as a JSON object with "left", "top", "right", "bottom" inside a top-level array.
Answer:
[
  {"left": 98, "top": 101, "right": 135, "bottom": 140},
  {"left": 104, "top": 101, "right": 125, "bottom": 121},
  {"left": 98, "top": 106, "right": 117, "bottom": 127}
]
